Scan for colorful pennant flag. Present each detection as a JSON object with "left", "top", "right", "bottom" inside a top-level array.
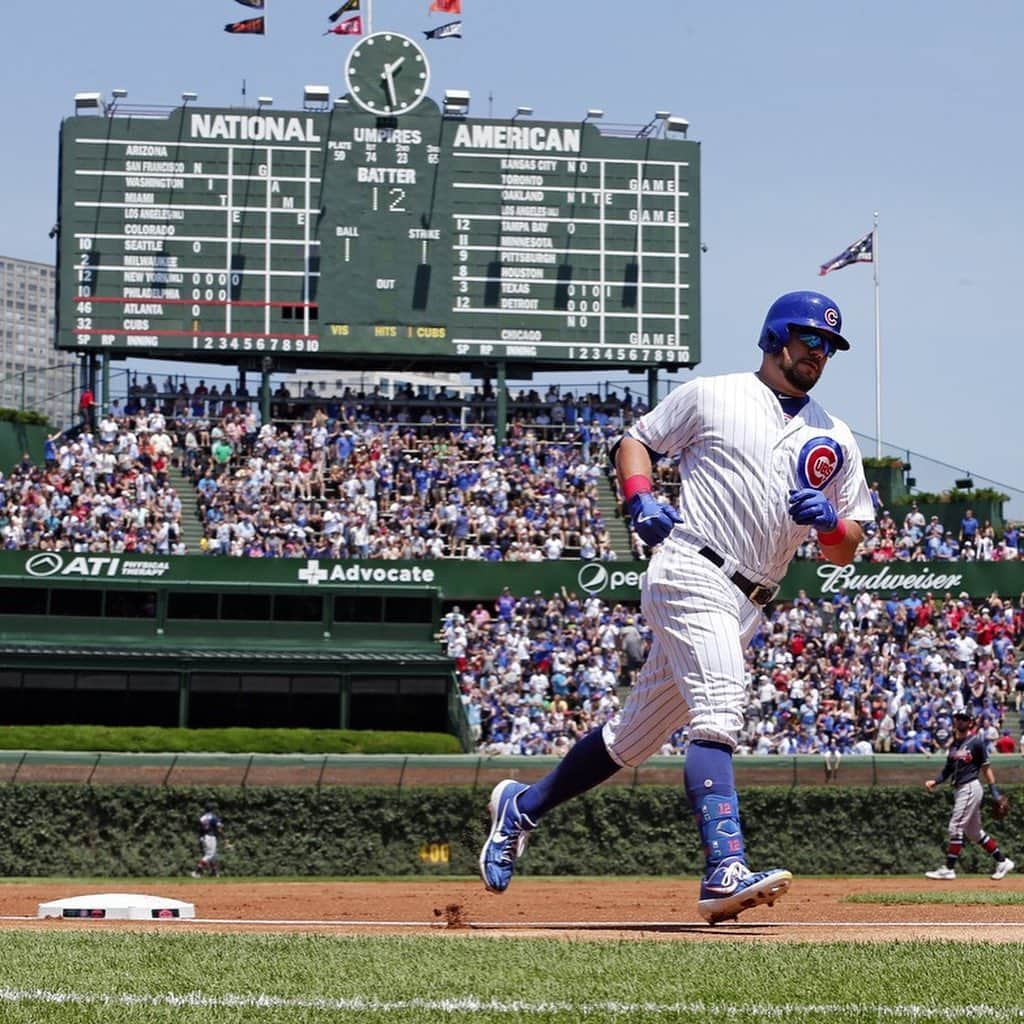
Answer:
[
  {"left": 818, "top": 230, "right": 873, "bottom": 276},
  {"left": 328, "top": 0, "right": 359, "bottom": 22},
  {"left": 429, "top": 0, "right": 461, "bottom": 12},
  {"left": 225, "top": 16, "right": 265, "bottom": 33},
  {"left": 234, "top": 0, "right": 265, "bottom": 8},
  {"left": 324, "top": 14, "right": 362, "bottom": 35},
  {"left": 424, "top": 19, "right": 461, "bottom": 38}
]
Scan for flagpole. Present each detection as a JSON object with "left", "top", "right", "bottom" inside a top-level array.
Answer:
[
  {"left": 873, "top": 211, "right": 881, "bottom": 459},
  {"left": 367, "top": 0, "right": 372, "bottom": 33}
]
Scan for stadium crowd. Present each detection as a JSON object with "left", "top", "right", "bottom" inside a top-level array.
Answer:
[
  {"left": 0, "top": 409, "right": 187, "bottom": 554},
  {"left": 168, "top": 380, "right": 640, "bottom": 561},
  {"left": 123, "top": 374, "right": 644, "bottom": 435},
  {"left": 5, "top": 373, "right": 1022, "bottom": 576},
  {"left": 46, "top": 373, "right": 1015, "bottom": 565},
  {"left": 449, "top": 587, "right": 1024, "bottom": 759},
  {"left": 185, "top": 417, "right": 621, "bottom": 560},
  {"left": 13, "top": 377, "right": 642, "bottom": 560}
]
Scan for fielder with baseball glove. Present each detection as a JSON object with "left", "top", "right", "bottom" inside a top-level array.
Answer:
[
  {"left": 991, "top": 792, "right": 1011, "bottom": 820},
  {"left": 924, "top": 711, "right": 1014, "bottom": 880}
]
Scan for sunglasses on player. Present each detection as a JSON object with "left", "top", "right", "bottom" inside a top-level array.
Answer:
[{"left": 792, "top": 331, "right": 837, "bottom": 358}]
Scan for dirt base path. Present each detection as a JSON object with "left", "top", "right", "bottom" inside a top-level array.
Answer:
[{"left": 3, "top": 877, "right": 1024, "bottom": 942}]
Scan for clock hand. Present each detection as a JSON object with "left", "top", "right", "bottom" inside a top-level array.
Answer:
[{"left": 382, "top": 66, "right": 397, "bottom": 107}]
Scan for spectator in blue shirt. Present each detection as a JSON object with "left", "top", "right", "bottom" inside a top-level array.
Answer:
[{"left": 959, "top": 509, "right": 979, "bottom": 546}]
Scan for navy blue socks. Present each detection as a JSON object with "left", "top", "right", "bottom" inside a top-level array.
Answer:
[
  {"left": 685, "top": 739, "right": 745, "bottom": 868},
  {"left": 518, "top": 728, "right": 621, "bottom": 821}
]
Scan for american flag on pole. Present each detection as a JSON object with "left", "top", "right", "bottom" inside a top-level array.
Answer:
[
  {"left": 818, "top": 230, "right": 873, "bottom": 276},
  {"left": 430, "top": 0, "right": 461, "bottom": 12}
]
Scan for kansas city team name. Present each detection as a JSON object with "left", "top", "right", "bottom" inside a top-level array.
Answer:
[{"left": 190, "top": 113, "right": 321, "bottom": 143}]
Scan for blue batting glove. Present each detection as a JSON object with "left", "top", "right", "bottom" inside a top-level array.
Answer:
[
  {"left": 787, "top": 488, "right": 839, "bottom": 532},
  {"left": 628, "top": 492, "right": 682, "bottom": 547}
]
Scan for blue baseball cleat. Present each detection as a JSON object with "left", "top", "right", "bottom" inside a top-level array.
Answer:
[
  {"left": 697, "top": 857, "right": 792, "bottom": 924},
  {"left": 479, "top": 779, "right": 536, "bottom": 893}
]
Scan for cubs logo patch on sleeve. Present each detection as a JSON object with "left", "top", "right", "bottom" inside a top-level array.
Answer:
[{"left": 796, "top": 436, "right": 844, "bottom": 490}]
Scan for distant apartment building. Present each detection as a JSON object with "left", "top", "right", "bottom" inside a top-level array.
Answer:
[{"left": 0, "top": 254, "right": 76, "bottom": 428}]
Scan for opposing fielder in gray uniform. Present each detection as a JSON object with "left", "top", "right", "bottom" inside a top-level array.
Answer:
[
  {"left": 480, "top": 290, "right": 875, "bottom": 923},
  {"left": 925, "top": 710, "right": 1014, "bottom": 880},
  {"left": 191, "top": 804, "right": 225, "bottom": 878}
]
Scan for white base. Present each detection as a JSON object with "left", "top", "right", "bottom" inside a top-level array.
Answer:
[{"left": 37, "top": 892, "right": 195, "bottom": 920}]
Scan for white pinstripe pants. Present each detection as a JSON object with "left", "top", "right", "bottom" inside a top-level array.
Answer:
[{"left": 602, "top": 540, "right": 761, "bottom": 765}]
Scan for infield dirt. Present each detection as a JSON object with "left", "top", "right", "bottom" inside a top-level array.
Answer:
[{"left": 3, "top": 877, "right": 1024, "bottom": 942}]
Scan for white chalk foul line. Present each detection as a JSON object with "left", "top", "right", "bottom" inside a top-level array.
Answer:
[
  {"left": 1, "top": 988, "right": 1024, "bottom": 1019},
  {"left": 6, "top": 916, "right": 1024, "bottom": 929}
]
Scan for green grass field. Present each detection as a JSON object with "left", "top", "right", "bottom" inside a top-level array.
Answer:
[{"left": 2, "top": 934, "right": 1023, "bottom": 1023}]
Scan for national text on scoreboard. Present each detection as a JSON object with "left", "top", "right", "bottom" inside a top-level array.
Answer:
[{"left": 57, "top": 100, "right": 701, "bottom": 370}]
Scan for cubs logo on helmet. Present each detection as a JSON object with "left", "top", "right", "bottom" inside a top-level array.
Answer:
[{"left": 796, "top": 436, "right": 844, "bottom": 489}]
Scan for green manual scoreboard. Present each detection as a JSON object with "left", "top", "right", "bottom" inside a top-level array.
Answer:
[{"left": 57, "top": 38, "right": 700, "bottom": 372}]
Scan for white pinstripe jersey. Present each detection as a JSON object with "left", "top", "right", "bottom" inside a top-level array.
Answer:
[{"left": 627, "top": 371, "right": 875, "bottom": 584}]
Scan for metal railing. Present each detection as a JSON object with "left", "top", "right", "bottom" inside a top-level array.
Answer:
[{"left": 3, "top": 751, "right": 1020, "bottom": 790}]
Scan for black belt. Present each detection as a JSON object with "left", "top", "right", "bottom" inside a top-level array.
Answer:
[{"left": 698, "top": 546, "right": 779, "bottom": 607}]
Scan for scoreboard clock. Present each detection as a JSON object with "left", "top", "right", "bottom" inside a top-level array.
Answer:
[
  {"left": 56, "top": 93, "right": 701, "bottom": 371},
  {"left": 344, "top": 32, "right": 430, "bottom": 117}
]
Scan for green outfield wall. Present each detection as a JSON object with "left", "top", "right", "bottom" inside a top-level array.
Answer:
[
  {"left": 0, "top": 551, "right": 1014, "bottom": 603},
  {"left": 1, "top": 782, "right": 1019, "bottom": 878}
]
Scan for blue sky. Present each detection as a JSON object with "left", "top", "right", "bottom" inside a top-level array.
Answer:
[{"left": 3, "top": 1, "right": 1022, "bottom": 510}]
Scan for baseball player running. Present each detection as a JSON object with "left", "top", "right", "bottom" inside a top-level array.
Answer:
[
  {"left": 480, "top": 291, "right": 875, "bottom": 923},
  {"left": 925, "top": 710, "right": 1014, "bottom": 880},
  {"left": 191, "top": 803, "right": 225, "bottom": 878}
]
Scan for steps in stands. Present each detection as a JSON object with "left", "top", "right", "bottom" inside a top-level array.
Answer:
[
  {"left": 597, "top": 472, "right": 632, "bottom": 559},
  {"left": 165, "top": 458, "right": 205, "bottom": 553}
]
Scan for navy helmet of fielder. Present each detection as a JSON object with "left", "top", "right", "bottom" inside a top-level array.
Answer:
[{"left": 758, "top": 290, "right": 851, "bottom": 354}]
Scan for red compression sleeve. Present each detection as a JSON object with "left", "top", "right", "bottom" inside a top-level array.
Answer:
[
  {"left": 817, "top": 521, "right": 848, "bottom": 546},
  {"left": 622, "top": 475, "right": 653, "bottom": 501}
]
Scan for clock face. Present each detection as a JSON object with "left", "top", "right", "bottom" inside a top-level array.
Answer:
[{"left": 344, "top": 32, "right": 430, "bottom": 117}]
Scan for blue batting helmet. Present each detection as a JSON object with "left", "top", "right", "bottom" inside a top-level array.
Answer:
[{"left": 758, "top": 291, "right": 850, "bottom": 355}]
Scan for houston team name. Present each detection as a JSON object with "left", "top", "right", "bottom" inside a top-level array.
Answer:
[{"left": 189, "top": 114, "right": 321, "bottom": 143}]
